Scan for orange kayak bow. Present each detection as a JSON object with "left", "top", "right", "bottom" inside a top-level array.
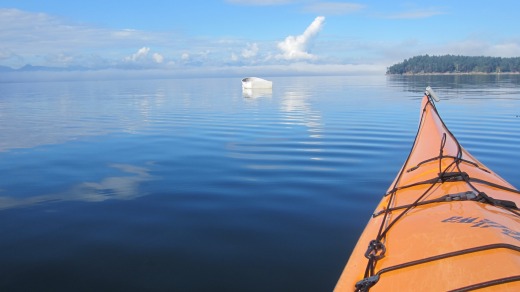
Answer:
[{"left": 335, "top": 87, "right": 520, "bottom": 291}]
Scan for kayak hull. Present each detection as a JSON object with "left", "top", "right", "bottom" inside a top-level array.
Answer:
[{"left": 335, "top": 92, "right": 520, "bottom": 291}]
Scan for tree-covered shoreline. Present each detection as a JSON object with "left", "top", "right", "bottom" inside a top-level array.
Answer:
[{"left": 387, "top": 55, "right": 520, "bottom": 75}]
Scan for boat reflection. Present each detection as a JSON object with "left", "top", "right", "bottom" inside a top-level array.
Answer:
[{"left": 242, "top": 88, "right": 273, "bottom": 99}]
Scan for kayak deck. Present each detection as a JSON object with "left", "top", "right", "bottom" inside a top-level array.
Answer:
[{"left": 335, "top": 89, "right": 520, "bottom": 291}]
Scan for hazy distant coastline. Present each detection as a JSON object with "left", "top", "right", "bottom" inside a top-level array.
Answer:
[
  {"left": 387, "top": 55, "right": 520, "bottom": 75},
  {"left": 397, "top": 72, "right": 520, "bottom": 76}
]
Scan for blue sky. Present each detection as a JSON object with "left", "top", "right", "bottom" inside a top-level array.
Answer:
[{"left": 1, "top": 0, "right": 519, "bottom": 77}]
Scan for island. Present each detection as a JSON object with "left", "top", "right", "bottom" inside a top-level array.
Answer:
[{"left": 387, "top": 55, "right": 520, "bottom": 75}]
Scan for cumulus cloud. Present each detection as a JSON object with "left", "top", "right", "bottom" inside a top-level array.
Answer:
[
  {"left": 0, "top": 9, "right": 175, "bottom": 68},
  {"left": 277, "top": 16, "right": 325, "bottom": 60},
  {"left": 152, "top": 53, "right": 164, "bottom": 63},
  {"left": 125, "top": 47, "right": 150, "bottom": 62},
  {"left": 124, "top": 47, "right": 164, "bottom": 64},
  {"left": 242, "top": 43, "right": 259, "bottom": 58},
  {"left": 179, "top": 50, "right": 215, "bottom": 66}
]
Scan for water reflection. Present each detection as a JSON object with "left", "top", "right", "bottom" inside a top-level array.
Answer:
[
  {"left": 0, "top": 76, "right": 518, "bottom": 292},
  {"left": 0, "top": 81, "right": 172, "bottom": 152},
  {"left": 387, "top": 74, "right": 520, "bottom": 99},
  {"left": 280, "top": 82, "right": 323, "bottom": 140},
  {"left": 242, "top": 88, "right": 273, "bottom": 99},
  {"left": 0, "top": 163, "right": 154, "bottom": 210},
  {"left": 225, "top": 77, "right": 328, "bottom": 170}
]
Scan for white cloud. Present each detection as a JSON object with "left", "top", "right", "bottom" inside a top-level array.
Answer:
[
  {"left": 0, "top": 9, "right": 176, "bottom": 68},
  {"left": 125, "top": 47, "right": 150, "bottom": 62},
  {"left": 303, "top": 2, "right": 364, "bottom": 15},
  {"left": 152, "top": 53, "right": 164, "bottom": 63},
  {"left": 44, "top": 53, "right": 76, "bottom": 66},
  {"left": 428, "top": 39, "right": 520, "bottom": 58},
  {"left": 0, "top": 49, "right": 22, "bottom": 65},
  {"left": 1, "top": 9, "right": 90, "bottom": 51},
  {"left": 179, "top": 50, "right": 216, "bottom": 66},
  {"left": 242, "top": 43, "right": 259, "bottom": 58},
  {"left": 384, "top": 7, "right": 446, "bottom": 19},
  {"left": 0, "top": 8, "right": 332, "bottom": 72},
  {"left": 276, "top": 16, "right": 325, "bottom": 60},
  {"left": 124, "top": 47, "right": 164, "bottom": 65},
  {"left": 489, "top": 42, "right": 520, "bottom": 57}
]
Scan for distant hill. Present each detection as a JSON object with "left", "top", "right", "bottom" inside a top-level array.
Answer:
[
  {"left": 0, "top": 65, "right": 15, "bottom": 72},
  {"left": 387, "top": 55, "right": 520, "bottom": 75},
  {"left": 0, "top": 64, "right": 92, "bottom": 72},
  {"left": 17, "top": 64, "right": 91, "bottom": 71}
]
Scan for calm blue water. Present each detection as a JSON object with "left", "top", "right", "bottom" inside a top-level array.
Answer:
[{"left": 0, "top": 75, "right": 519, "bottom": 291}]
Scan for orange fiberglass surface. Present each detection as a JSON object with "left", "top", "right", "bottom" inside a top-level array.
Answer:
[{"left": 335, "top": 88, "right": 520, "bottom": 292}]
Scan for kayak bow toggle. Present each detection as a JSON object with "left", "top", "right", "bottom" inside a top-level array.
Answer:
[{"left": 364, "top": 240, "right": 386, "bottom": 260}]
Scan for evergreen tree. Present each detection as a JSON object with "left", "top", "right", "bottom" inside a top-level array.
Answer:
[{"left": 387, "top": 55, "right": 520, "bottom": 74}]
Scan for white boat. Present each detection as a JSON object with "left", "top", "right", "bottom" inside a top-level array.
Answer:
[{"left": 241, "top": 77, "right": 272, "bottom": 89}]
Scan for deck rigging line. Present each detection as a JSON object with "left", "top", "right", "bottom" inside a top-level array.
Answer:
[{"left": 355, "top": 94, "right": 520, "bottom": 292}]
